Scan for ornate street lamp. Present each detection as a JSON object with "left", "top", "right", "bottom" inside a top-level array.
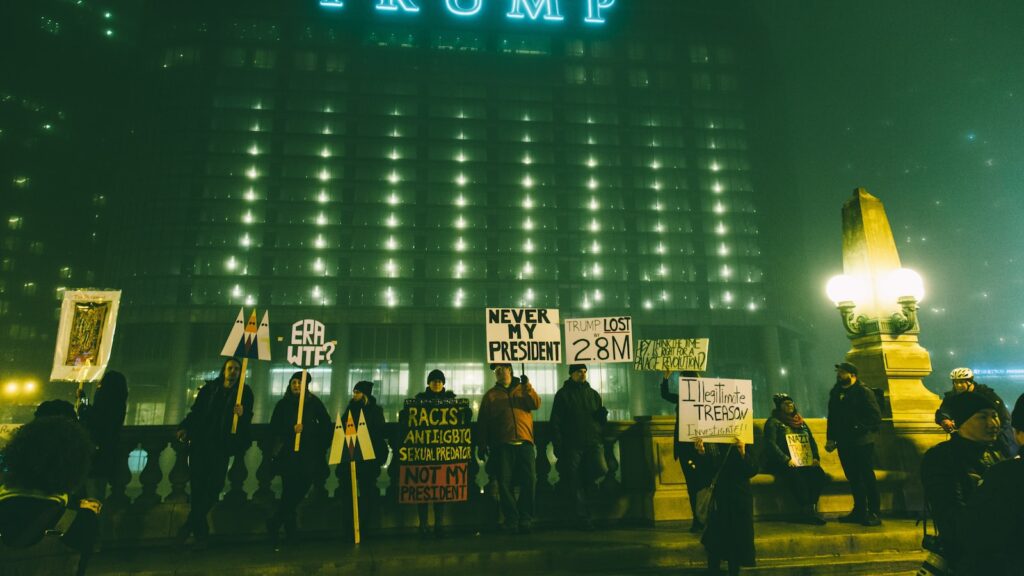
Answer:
[{"left": 827, "top": 268, "right": 924, "bottom": 337}]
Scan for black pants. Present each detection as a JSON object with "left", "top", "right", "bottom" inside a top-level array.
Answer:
[
  {"left": 773, "top": 465, "right": 827, "bottom": 508},
  {"left": 679, "top": 452, "right": 710, "bottom": 522},
  {"left": 837, "top": 443, "right": 879, "bottom": 515},
  {"left": 270, "top": 467, "right": 314, "bottom": 535},
  {"left": 558, "top": 444, "right": 608, "bottom": 521},
  {"left": 417, "top": 502, "right": 445, "bottom": 529},
  {"left": 186, "top": 450, "right": 231, "bottom": 539},
  {"left": 339, "top": 462, "right": 382, "bottom": 532},
  {"left": 492, "top": 443, "right": 536, "bottom": 529}
]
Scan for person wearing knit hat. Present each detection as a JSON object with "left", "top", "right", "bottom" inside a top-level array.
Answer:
[
  {"left": 339, "top": 380, "right": 387, "bottom": 537},
  {"left": 551, "top": 363, "right": 608, "bottom": 530},
  {"left": 826, "top": 361, "right": 883, "bottom": 526},
  {"left": 961, "top": 392, "right": 1024, "bottom": 575},
  {"left": 934, "top": 369, "right": 1014, "bottom": 458},
  {"left": 763, "top": 393, "right": 827, "bottom": 525},
  {"left": 921, "top": 391, "right": 1006, "bottom": 573}
]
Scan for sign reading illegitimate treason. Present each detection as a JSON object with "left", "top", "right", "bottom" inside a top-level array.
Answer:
[
  {"left": 398, "top": 398, "right": 472, "bottom": 503},
  {"left": 677, "top": 377, "right": 754, "bottom": 445},
  {"left": 633, "top": 338, "right": 710, "bottom": 372},
  {"left": 319, "top": 0, "right": 618, "bottom": 25},
  {"left": 486, "top": 308, "right": 562, "bottom": 364},
  {"left": 564, "top": 316, "right": 632, "bottom": 364}
]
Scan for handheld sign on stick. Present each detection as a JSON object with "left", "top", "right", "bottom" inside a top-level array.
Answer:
[
  {"left": 328, "top": 409, "right": 376, "bottom": 544},
  {"left": 50, "top": 290, "right": 122, "bottom": 410},
  {"left": 286, "top": 319, "right": 336, "bottom": 451},
  {"left": 220, "top": 308, "right": 271, "bottom": 434},
  {"left": 485, "top": 308, "right": 562, "bottom": 365}
]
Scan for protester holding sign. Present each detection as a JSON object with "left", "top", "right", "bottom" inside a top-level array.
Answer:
[
  {"left": 77, "top": 370, "right": 129, "bottom": 502},
  {"left": 762, "top": 394, "right": 827, "bottom": 525},
  {"left": 266, "top": 372, "right": 332, "bottom": 548},
  {"left": 550, "top": 364, "right": 608, "bottom": 530},
  {"left": 339, "top": 381, "right": 387, "bottom": 536},
  {"left": 825, "top": 362, "right": 882, "bottom": 527},
  {"left": 174, "top": 357, "right": 254, "bottom": 547},
  {"left": 696, "top": 436, "right": 757, "bottom": 576},
  {"left": 660, "top": 370, "right": 710, "bottom": 533},
  {"left": 477, "top": 363, "right": 541, "bottom": 534}
]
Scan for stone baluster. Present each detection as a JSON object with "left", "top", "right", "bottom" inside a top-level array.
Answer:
[
  {"left": 534, "top": 425, "right": 553, "bottom": 493},
  {"left": 166, "top": 441, "right": 190, "bottom": 503},
  {"left": 253, "top": 436, "right": 277, "bottom": 505},
  {"left": 105, "top": 439, "right": 136, "bottom": 509},
  {"left": 222, "top": 442, "right": 251, "bottom": 505},
  {"left": 134, "top": 436, "right": 168, "bottom": 507}
]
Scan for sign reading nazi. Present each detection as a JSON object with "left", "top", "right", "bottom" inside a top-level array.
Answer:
[
  {"left": 485, "top": 308, "right": 561, "bottom": 364},
  {"left": 398, "top": 398, "right": 472, "bottom": 504},
  {"left": 678, "top": 377, "right": 754, "bottom": 445},
  {"left": 633, "top": 338, "right": 710, "bottom": 372},
  {"left": 565, "top": 316, "right": 633, "bottom": 363}
]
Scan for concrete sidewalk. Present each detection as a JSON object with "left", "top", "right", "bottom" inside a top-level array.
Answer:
[{"left": 89, "top": 519, "right": 926, "bottom": 576}]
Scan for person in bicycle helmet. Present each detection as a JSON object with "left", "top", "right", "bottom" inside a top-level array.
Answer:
[{"left": 935, "top": 367, "right": 1016, "bottom": 458}]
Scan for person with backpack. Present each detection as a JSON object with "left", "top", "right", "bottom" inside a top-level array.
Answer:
[{"left": 825, "top": 361, "right": 883, "bottom": 526}]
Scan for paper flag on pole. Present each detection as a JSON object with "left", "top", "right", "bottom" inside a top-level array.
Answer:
[
  {"left": 220, "top": 308, "right": 271, "bottom": 361},
  {"left": 328, "top": 413, "right": 344, "bottom": 465},
  {"left": 339, "top": 410, "right": 376, "bottom": 463}
]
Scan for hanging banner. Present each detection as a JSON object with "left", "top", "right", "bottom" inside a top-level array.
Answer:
[
  {"left": 286, "top": 319, "right": 336, "bottom": 368},
  {"left": 633, "top": 338, "right": 710, "bottom": 372},
  {"left": 564, "top": 316, "right": 632, "bottom": 364},
  {"left": 786, "top": 434, "right": 814, "bottom": 467},
  {"left": 50, "top": 290, "right": 121, "bottom": 382},
  {"left": 677, "top": 377, "right": 753, "bottom": 445},
  {"left": 398, "top": 398, "right": 472, "bottom": 504},
  {"left": 485, "top": 308, "right": 561, "bottom": 364},
  {"left": 220, "top": 308, "right": 271, "bottom": 360}
]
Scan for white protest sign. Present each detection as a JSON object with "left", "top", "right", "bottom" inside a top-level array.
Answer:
[
  {"left": 633, "top": 339, "right": 710, "bottom": 372},
  {"left": 287, "top": 319, "right": 336, "bottom": 368},
  {"left": 564, "top": 316, "right": 632, "bottom": 364},
  {"left": 485, "top": 308, "right": 561, "bottom": 364},
  {"left": 786, "top": 434, "right": 814, "bottom": 467},
  {"left": 678, "top": 377, "right": 753, "bottom": 444},
  {"left": 50, "top": 290, "right": 121, "bottom": 382}
]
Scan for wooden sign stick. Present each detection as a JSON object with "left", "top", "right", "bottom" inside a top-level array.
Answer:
[
  {"left": 351, "top": 461, "right": 361, "bottom": 544},
  {"left": 293, "top": 368, "right": 308, "bottom": 452},
  {"left": 231, "top": 357, "right": 249, "bottom": 434}
]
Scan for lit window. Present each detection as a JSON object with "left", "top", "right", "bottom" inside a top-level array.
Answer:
[
  {"left": 715, "top": 222, "right": 727, "bottom": 235},
  {"left": 245, "top": 188, "right": 257, "bottom": 202},
  {"left": 588, "top": 198, "right": 599, "bottom": 211},
  {"left": 455, "top": 195, "right": 467, "bottom": 207},
  {"left": 313, "top": 258, "right": 325, "bottom": 272},
  {"left": 314, "top": 234, "right": 326, "bottom": 249},
  {"left": 589, "top": 219, "right": 600, "bottom": 232},
  {"left": 587, "top": 177, "right": 598, "bottom": 190},
  {"left": 522, "top": 154, "right": 533, "bottom": 165},
  {"left": 523, "top": 196, "right": 534, "bottom": 209},
  {"left": 587, "top": 157, "right": 598, "bottom": 168},
  {"left": 590, "top": 240, "right": 601, "bottom": 254},
  {"left": 321, "top": 147, "right": 331, "bottom": 158},
  {"left": 523, "top": 217, "right": 534, "bottom": 231},
  {"left": 248, "top": 144, "right": 260, "bottom": 156},
  {"left": 226, "top": 256, "right": 238, "bottom": 271},
  {"left": 386, "top": 214, "right": 398, "bottom": 228},
  {"left": 455, "top": 216, "right": 467, "bottom": 229},
  {"left": 385, "top": 236, "right": 398, "bottom": 250},
  {"left": 388, "top": 193, "right": 400, "bottom": 205},
  {"left": 456, "top": 173, "right": 468, "bottom": 187},
  {"left": 316, "top": 212, "right": 327, "bottom": 226},
  {"left": 246, "top": 166, "right": 259, "bottom": 180},
  {"left": 455, "top": 237, "right": 466, "bottom": 252},
  {"left": 523, "top": 239, "right": 535, "bottom": 253},
  {"left": 317, "top": 190, "right": 329, "bottom": 203},
  {"left": 387, "top": 171, "right": 400, "bottom": 184},
  {"left": 522, "top": 175, "right": 534, "bottom": 188}
]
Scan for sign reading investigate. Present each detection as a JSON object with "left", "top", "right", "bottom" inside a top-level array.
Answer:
[
  {"left": 486, "top": 308, "right": 561, "bottom": 364},
  {"left": 678, "top": 377, "right": 754, "bottom": 444}
]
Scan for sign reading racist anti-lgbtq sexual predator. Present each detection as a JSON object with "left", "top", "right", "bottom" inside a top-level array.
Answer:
[
  {"left": 633, "top": 338, "right": 710, "bottom": 372},
  {"left": 677, "top": 377, "right": 754, "bottom": 445},
  {"left": 398, "top": 397, "right": 472, "bottom": 504},
  {"left": 485, "top": 308, "right": 562, "bottom": 364}
]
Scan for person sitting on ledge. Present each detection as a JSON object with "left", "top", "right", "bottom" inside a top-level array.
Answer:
[{"left": 763, "top": 393, "right": 827, "bottom": 525}]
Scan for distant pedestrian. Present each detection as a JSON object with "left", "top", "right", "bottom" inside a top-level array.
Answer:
[
  {"left": 935, "top": 367, "right": 1016, "bottom": 458},
  {"left": 77, "top": 370, "right": 128, "bottom": 501},
  {"left": 825, "top": 361, "right": 882, "bottom": 526},
  {"left": 763, "top": 393, "right": 827, "bottom": 525},
  {"left": 698, "top": 437, "right": 757, "bottom": 576},
  {"left": 550, "top": 364, "right": 609, "bottom": 530},
  {"left": 266, "top": 372, "right": 332, "bottom": 548},
  {"left": 661, "top": 370, "right": 710, "bottom": 532}
]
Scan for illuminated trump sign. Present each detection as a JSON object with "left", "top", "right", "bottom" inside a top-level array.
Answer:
[{"left": 319, "top": 0, "right": 617, "bottom": 25}]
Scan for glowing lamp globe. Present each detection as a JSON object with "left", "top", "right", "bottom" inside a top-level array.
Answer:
[
  {"left": 826, "top": 275, "right": 863, "bottom": 306},
  {"left": 880, "top": 268, "right": 925, "bottom": 303}
]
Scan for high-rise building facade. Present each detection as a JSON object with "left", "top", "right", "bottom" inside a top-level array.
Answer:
[{"left": 110, "top": 0, "right": 811, "bottom": 424}]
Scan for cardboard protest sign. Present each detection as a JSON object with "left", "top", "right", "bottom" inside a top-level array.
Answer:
[
  {"left": 677, "top": 377, "right": 754, "bottom": 444},
  {"left": 486, "top": 308, "right": 561, "bottom": 364},
  {"left": 50, "top": 290, "right": 121, "bottom": 382},
  {"left": 0, "top": 423, "right": 21, "bottom": 450},
  {"left": 565, "top": 316, "right": 632, "bottom": 364},
  {"left": 786, "top": 434, "right": 814, "bottom": 467},
  {"left": 286, "top": 319, "right": 336, "bottom": 451},
  {"left": 328, "top": 414, "right": 345, "bottom": 465},
  {"left": 398, "top": 398, "right": 472, "bottom": 504},
  {"left": 633, "top": 338, "right": 710, "bottom": 372},
  {"left": 221, "top": 309, "right": 271, "bottom": 361},
  {"left": 337, "top": 410, "right": 375, "bottom": 463}
]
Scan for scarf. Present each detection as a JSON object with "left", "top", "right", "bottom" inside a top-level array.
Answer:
[{"left": 773, "top": 408, "right": 805, "bottom": 431}]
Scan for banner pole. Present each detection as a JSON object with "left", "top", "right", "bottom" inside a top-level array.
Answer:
[
  {"left": 294, "top": 368, "right": 308, "bottom": 452},
  {"left": 351, "top": 461, "right": 361, "bottom": 544},
  {"left": 231, "top": 357, "right": 248, "bottom": 434}
]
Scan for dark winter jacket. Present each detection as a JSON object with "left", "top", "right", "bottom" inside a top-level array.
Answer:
[
  {"left": 826, "top": 381, "right": 881, "bottom": 447},
  {"left": 700, "top": 444, "right": 758, "bottom": 567},
  {"left": 763, "top": 414, "right": 820, "bottom": 470},
  {"left": 477, "top": 377, "right": 541, "bottom": 448},
  {"left": 178, "top": 377, "right": 254, "bottom": 455},
  {"left": 550, "top": 379, "right": 607, "bottom": 452},
  {"left": 341, "top": 395, "right": 388, "bottom": 464},
  {"left": 920, "top": 433, "right": 1004, "bottom": 568},
  {"left": 936, "top": 384, "right": 1016, "bottom": 458},
  {"left": 961, "top": 457, "right": 1023, "bottom": 576},
  {"left": 78, "top": 390, "right": 127, "bottom": 480},
  {"left": 269, "top": 391, "right": 333, "bottom": 463}
]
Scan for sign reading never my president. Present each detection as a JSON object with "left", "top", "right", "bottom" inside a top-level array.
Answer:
[
  {"left": 486, "top": 308, "right": 562, "bottom": 364},
  {"left": 398, "top": 397, "right": 472, "bottom": 504}
]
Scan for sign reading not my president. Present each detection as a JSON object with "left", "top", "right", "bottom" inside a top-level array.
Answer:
[{"left": 485, "top": 308, "right": 561, "bottom": 364}]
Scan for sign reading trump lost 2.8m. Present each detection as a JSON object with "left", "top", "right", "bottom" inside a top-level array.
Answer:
[{"left": 319, "top": 0, "right": 617, "bottom": 25}]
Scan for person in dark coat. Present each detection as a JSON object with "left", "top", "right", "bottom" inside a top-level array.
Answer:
[
  {"left": 550, "top": 364, "right": 609, "bottom": 530},
  {"left": 961, "top": 393, "right": 1024, "bottom": 576},
  {"left": 265, "top": 371, "right": 332, "bottom": 547},
  {"left": 936, "top": 367, "right": 1016, "bottom": 458},
  {"left": 920, "top": 391, "right": 1005, "bottom": 574},
  {"left": 698, "top": 437, "right": 757, "bottom": 576},
  {"left": 174, "top": 357, "right": 254, "bottom": 547},
  {"left": 825, "top": 361, "right": 883, "bottom": 526},
  {"left": 339, "top": 380, "right": 388, "bottom": 534},
  {"left": 660, "top": 370, "right": 709, "bottom": 532},
  {"left": 763, "top": 393, "right": 827, "bottom": 524},
  {"left": 77, "top": 371, "right": 128, "bottom": 501}
]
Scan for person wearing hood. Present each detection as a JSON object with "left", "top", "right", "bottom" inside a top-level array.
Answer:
[
  {"left": 920, "top": 391, "right": 1005, "bottom": 574},
  {"left": 174, "top": 357, "right": 254, "bottom": 547},
  {"left": 77, "top": 370, "right": 129, "bottom": 501},
  {"left": 476, "top": 363, "right": 541, "bottom": 534},
  {"left": 265, "top": 372, "right": 332, "bottom": 548},
  {"left": 550, "top": 364, "right": 608, "bottom": 530},
  {"left": 763, "top": 394, "right": 827, "bottom": 525},
  {"left": 340, "top": 380, "right": 388, "bottom": 534},
  {"left": 409, "top": 369, "right": 470, "bottom": 537}
]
